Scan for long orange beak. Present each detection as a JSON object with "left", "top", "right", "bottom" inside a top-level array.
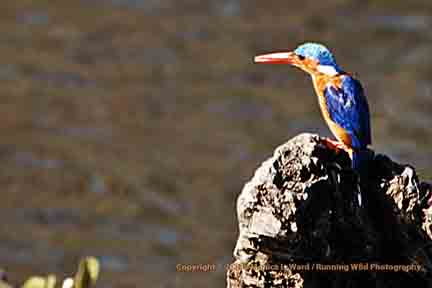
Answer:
[{"left": 254, "top": 51, "right": 299, "bottom": 65}]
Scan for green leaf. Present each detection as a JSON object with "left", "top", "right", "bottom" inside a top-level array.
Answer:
[
  {"left": 74, "top": 257, "right": 100, "bottom": 288},
  {"left": 22, "top": 275, "right": 56, "bottom": 288},
  {"left": 0, "top": 280, "right": 13, "bottom": 288}
]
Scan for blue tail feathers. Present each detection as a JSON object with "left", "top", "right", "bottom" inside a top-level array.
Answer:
[{"left": 352, "top": 149, "right": 373, "bottom": 172}]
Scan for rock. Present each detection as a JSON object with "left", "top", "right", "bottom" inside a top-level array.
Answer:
[{"left": 227, "top": 133, "right": 432, "bottom": 288}]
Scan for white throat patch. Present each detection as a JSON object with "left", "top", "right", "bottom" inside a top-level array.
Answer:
[{"left": 317, "top": 65, "right": 338, "bottom": 76}]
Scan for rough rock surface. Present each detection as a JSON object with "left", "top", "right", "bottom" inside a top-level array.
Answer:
[{"left": 227, "top": 133, "right": 432, "bottom": 288}]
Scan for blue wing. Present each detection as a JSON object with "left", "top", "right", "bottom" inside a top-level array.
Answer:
[{"left": 324, "top": 75, "right": 371, "bottom": 149}]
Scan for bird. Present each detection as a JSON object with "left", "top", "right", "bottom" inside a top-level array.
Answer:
[{"left": 254, "top": 42, "right": 371, "bottom": 170}]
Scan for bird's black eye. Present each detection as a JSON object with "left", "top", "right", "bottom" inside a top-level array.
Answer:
[{"left": 297, "top": 55, "right": 305, "bottom": 60}]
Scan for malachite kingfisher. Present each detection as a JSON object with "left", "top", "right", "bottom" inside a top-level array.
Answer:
[{"left": 254, "top": 42, "right": 371, "bottom": 170}]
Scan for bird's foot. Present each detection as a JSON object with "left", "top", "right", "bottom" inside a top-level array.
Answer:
[
  {"left": 323, "top": 138, "right": 347, "bottom": 151},
  {"left": 323, "top": 138, "right": 354, "bottom": 158}
]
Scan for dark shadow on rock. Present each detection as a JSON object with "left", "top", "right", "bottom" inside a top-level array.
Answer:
[{"left": 227, "top": 133, "right": 432, "bottom": 288}]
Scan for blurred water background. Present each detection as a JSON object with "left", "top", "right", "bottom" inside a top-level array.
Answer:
[{"left": 0, "top": 0, "right": 431, "bottom": 287}]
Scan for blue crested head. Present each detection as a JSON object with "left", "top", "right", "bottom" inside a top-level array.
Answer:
[{"left": 294, "top": 43, "right": 338, "bottom": 68}]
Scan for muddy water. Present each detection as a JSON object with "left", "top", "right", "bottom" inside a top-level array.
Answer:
[{"left": 0, "top": 1, "right": 431, "bottom": 287}]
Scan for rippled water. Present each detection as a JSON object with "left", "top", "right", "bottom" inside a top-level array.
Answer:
[{"left": 0, "top": 1, "right": 431, "bottom": 287}]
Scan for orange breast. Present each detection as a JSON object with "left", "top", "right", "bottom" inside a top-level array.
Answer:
[
  {"left": 311, "top": 75, "right": 353, "bottom": 147},
  {"left": 327, "top": 120, "right": 352, "bottom": 147}
]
